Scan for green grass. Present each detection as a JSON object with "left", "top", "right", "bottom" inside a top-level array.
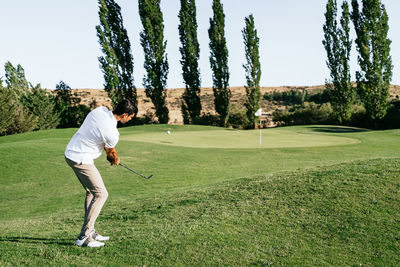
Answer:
[
  {"left": 0, "top": 125, "right": 400, "bottom": 266},
  {"left": 120, "top": 126, "right": 358, "bottom": 148}
]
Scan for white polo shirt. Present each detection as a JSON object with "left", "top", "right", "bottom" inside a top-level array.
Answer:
[{"left": 65, "top": 107, "right": 119, "bottom": 164}]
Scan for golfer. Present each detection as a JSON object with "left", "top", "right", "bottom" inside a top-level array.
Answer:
[{"left": 65, "top": 99, "right": 137, "bottom": 248}]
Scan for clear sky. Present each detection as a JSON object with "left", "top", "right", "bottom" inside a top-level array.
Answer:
[{"left": 0, "top": 0, "right": 398, "bottom": 89}]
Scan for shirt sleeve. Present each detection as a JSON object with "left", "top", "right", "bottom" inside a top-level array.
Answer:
[{"left": 103, "top": 127, "right": 119, "bottom": 149}]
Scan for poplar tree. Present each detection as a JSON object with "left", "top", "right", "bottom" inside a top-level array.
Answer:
[
  {"left": 209, "top": 0, "right": 230, "bottom": 127},
  {"left": 242, "top": 14, "right": 261, "bottom": 128},
  {"left": 139, "top": 0, "right": 169, "bottom": 123},
  {"left": 323, "top": 0, "right": 353, "bottom": 123},
  {"left": 351, "top": 0, "right": 393, "bottom": 123},
  {"left": 96, "top": 0, "right": 137, "bottom": 108},
  {"left": 178, "top": 0, "right": 201, "bottom": 124}
]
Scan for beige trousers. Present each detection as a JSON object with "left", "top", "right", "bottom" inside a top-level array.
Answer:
[{"left": 65, "top": 157, "right": 108, "bottom": 237}]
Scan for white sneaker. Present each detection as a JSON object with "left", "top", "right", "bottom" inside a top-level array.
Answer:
[
  {"left": 76, "top": 236, "right": 105, "bottom": 248},
  {"left": 91, "top": 230, "right": 110, "bottom": 241}
]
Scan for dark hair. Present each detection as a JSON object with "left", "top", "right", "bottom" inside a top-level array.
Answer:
[{"left": 113, "top": 100, "right": 137, "bottom": 116}]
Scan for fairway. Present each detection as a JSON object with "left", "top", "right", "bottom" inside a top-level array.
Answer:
[
  {"left": 1, "top": 125, "right": 400, "bottom": 266},
  {"left": 120, "top": 127, "right": 359, "bottom": 148}
]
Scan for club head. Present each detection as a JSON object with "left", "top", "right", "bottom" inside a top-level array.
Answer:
[{"left": 146, "top": 175, "right": 153, "bottom": 179}]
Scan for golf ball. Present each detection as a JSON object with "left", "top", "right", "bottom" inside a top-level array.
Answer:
[{"left": 167, "top": 130, "right": 171, "bottom": 135}]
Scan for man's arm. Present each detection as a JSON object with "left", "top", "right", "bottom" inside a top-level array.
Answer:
[{"left": 104, "top": 147, "right": 120, "bottom": 165}]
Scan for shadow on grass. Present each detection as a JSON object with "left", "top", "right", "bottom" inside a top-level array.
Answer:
[
  {"left": 0, "top": 236, "right": 72, "bottom": 246},
  {"left": 309, "top": 126, "right": 369, "bottom": 133}
]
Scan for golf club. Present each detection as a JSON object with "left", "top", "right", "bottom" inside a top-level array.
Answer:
[{"left": 119, "top": 163, "right": 153, "bottom": 179}]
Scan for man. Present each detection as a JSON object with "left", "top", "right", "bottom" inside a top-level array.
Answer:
[{"left": 65, "top": 99, "right": 137, "bottom": 248}]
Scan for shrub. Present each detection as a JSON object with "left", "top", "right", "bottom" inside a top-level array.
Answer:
[
  {"left": 272, "top": 100, "right": 400, "bottom": 130},
  {"left": 264, "top": 89, "right": 331, "bottom": 106},
  {"left": 197, "top": 113, "right": 219, "bottom": 126},
  {"left": 307, "top": 89, "right": 331, "bottom": 104},
  {"left": 264, "top": 89, "right": 305, "bottom": 105},
  {"left": 69, "top": 105, "right": 91, "bottom": 127},
  {"left": 228, "top": 105, "right": 250, "bottom": 129},
  {"left": 273, "top": 102, "right": 335, "bottom": 126},
  {"left": 127, "top": 109, "right": 156, "bottom": 126},
  {"left": 344, "top": 104, "right": 368, "bottom": 128},
  {"left": 342, "top": 101, "right": 400, "bottom": 130},
  {"left": 380, "top": 100, "right": 400, "bottom": 129}
]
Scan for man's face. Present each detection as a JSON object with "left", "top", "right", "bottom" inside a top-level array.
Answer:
[{"left": 120, "top": 113, "right": 135, "bottom": 124}]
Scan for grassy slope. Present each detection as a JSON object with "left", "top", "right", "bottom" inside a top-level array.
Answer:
[{"left": 0, "top": 125, "right": 399, "bottom": 266}]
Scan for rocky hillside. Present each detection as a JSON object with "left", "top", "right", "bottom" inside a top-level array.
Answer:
[{"left": 55, "top": 84, "right": 400, "bottom": 125}]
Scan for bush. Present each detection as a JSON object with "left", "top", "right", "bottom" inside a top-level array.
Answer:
[
  {"left": 125, "top": 110, "right": 157, "bottom": 126},
  {"left": 307, "top": 89, "right": 331, "bottom": 104},
  {"left": 272, "top": 100, "right": 400, "bottom": 130},
  {"left": 273, "top": 102, "right": 335, "bottom": 126},
  {"left": 197, "top": 113, "right": 219, "bottom": 126},
  {"left": 343, "top": 104, "right": 368, "bottom": 128},
  {"left": 228, "top": 105, "right": 250, "bottom": 129},
  {"left": 70, "top": 105, "right": 91, "bottom": 127},
  {"left": 264, "top": 89, "right": 331, "bottom": 106},
  {"left": 264, "top": 89, "right": 306, "bottom": 105},
  {"left": 380, "top": 100, "right": 400, "bottom": 129},
  {"left": 341, "top": 101, "right": 400, "bottom": 130}
]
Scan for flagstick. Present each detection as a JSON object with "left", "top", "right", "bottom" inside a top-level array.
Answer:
[{"left": 255, "top": 108, "right": 263, "bottom": 146}]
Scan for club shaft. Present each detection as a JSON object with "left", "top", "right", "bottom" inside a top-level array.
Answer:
[{"left": 119, "top": 163, "right": 152, "bottom": 179}]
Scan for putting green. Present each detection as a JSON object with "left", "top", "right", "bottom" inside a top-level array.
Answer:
[{"left": 120, "top": 127, "right": 359, "bottom": 148}]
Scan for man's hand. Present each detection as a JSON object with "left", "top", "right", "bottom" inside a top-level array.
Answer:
[{"left": 104, "top": 147, "right": 120, "bottom": 165}]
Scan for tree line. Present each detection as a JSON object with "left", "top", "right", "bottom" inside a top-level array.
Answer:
[
  {"left": 272, "top": 0, "right": 394, "bottom": 130},
  {"left": 97, "top": 0, "right": 394, "bottom": 129},
  {"left": 97, "top": 0, "right": 261, "bottom": 128},
  {"left": 0, "top": 0, "right": 395, "bottom": 136},
  {"left": 323, "top": 0, "right": 393, "bottom": 128}
]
